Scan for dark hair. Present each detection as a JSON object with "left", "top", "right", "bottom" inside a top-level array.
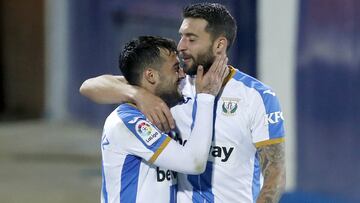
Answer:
[
  {"left": 119, "top": 36, "right": 177, "bottom": 85},
  {"left": 183, "top": 3, "right": 237, "bottom": 50}
]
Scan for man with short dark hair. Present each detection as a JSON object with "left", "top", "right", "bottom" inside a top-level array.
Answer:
[{"left": 82, "top": 3, "right": 286, "bottom": 203}]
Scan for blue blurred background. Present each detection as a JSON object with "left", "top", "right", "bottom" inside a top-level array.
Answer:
[{"left": 0, "top": 0, "right": 359, "bottom": 202}]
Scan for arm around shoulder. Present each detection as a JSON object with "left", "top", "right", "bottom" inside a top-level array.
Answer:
[{"left": 79, "top": 74, "right": 136, "bottom": 104}]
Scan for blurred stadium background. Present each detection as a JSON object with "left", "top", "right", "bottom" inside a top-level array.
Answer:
[{"left": 0, "top": 0, "right": 359, "bottom": 202}]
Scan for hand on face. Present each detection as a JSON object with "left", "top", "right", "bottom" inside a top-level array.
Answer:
[{"left": 195, "top": 54, "right": 228, "bottom": 96}]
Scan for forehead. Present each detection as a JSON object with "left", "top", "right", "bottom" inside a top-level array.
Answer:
[{"left": 179, "top": 18, "right": 208, "bottom": 35}]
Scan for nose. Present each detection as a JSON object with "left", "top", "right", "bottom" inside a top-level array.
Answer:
[{"left": 177, "top": 37, "right": 186, "bottom": 52}]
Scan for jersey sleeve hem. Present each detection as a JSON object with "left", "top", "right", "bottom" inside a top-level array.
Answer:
[
  {"left": 148, "top": 136, "right": 172, "bottom": 164},
  {"left": 255, "top": 137, "right": 285, "bottom": 148}
]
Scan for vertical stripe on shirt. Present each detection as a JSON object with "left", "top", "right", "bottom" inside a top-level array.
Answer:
[
  {"left": 120, "top": 155, "right": 141, "bottom": 203},
  {"left": 101, "top": 161, "right": 108, "bottom": 203},
  {"left": 170, "top": 184, "right": 178, "bottom": 203},
  {"left": 188, "top": 95, "right": 218, "bottom": 203},
  {"left": 252, "top": 152, "right": 261, "bottom": 202}
]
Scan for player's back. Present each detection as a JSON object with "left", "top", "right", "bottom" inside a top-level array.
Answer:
[{"left": 101, "top": 104, "right": 177, "bottom": 203}]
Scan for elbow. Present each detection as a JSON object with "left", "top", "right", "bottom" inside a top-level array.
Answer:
[
  {"left": 79, "top": 79, "right": 92, "bottom": 97},
  {"left": 187, "top": 156, "right": 208, "bottom": 175},
  {"left": 79, "top": 78, "right": 103, "bottom": 103}
]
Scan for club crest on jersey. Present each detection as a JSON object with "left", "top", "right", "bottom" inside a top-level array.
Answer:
[
  {"left": 135, "top": 120, "right": 161, "bottom": 146},
  {"left": 221, "top": 97, "right": 239, "bottom": 116}
]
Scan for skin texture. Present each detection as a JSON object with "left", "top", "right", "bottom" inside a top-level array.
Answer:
[{"left": 256, "top": 143, "right": 286, "bottom": 203}]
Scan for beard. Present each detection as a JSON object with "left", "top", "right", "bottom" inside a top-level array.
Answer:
[
  {"left": 155, "top": 79, "right": 184, "bottom": 108},
  {"left": 181, "top": 48, "right": 215, "bottom": 76}
]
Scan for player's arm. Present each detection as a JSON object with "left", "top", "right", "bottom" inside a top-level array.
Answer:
[
  {"left": 256, "top": 142, "right": 286, "bottom": 203},
  {"left": 151, "top": 93, "right": 215, "bottom": 174},
  {"left": 80, "top": 74, "right": 132, "bottom": 104},
  {"left": 80, "top": 75, "right": 175, "bottom": 132},
  {"left": 151, "top": 55, "right": 229, "bottom": 174},
  {"left": 251, "top": 89, "right": 286, "bottom": 203}
]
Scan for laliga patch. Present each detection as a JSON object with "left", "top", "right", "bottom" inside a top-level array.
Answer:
[
  {"left": 135, "top": 120, "right": 161, "bottom": 146},
  {"left": 221, "top": 97, "right": 240, "bottom": 116}
]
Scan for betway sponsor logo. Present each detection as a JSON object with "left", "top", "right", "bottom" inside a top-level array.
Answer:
[
  {"left": 264, "top": 111, "right": 284, "bottom": 125},
  {"left": 209, "top": 145, "right": 234, "bottom": 162},
  {"left": 156, "top": 167, "right": 177, "bottom": 182},
  {"left": 177, "top": 138, "right": 234, "bottom": 162}
]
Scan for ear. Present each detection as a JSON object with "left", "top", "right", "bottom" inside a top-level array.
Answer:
[
  {"left": 213, "top": 37, "right": 228, "bottom": 55},
  {"left": 143, "top": 68, "right": 159, "bottom": 85}
]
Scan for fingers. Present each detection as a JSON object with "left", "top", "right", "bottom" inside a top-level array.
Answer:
[
  {"left": 155, "top": 111, "right": 170, "bottom": 132},
  {"left": 220, "top": 57, "right": 229, "bottom": 81},
  {"left": 196, "top": 65, "right": 204, "bottom": 80},
  {"left": 209, "top": 54, "right": 226, "bottom": 74},
  {"left": 162, "top": 106, "right": 175, "bottom": 130},
  {"left": 136, "top": 92, "right": 174, "bottom": 133},
  {"left": 195, "top": 65, "right": 204, "bottom": 91},
  {"left": 146, "top": 107, "right": 173, "bottom": 133}
]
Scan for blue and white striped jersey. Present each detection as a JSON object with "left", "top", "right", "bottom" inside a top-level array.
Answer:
[
  {"left": 101, "top": 93, "right": 216, "bottom": 203},
  {"left": 101, "top": 104, "right": 177, "bottom": 203},
  {"left": 171, "top": 66, "right": 285, "bottom": 203}
]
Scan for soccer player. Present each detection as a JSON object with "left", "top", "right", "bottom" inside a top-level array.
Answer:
[
  {"left": 81, "top": 3, "right": 286, "bottom": 203},
  {"left": 100, "top": 36, "right": 228, "bottom": 203}
]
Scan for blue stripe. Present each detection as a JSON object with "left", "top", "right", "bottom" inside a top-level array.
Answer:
[
  {"left": 117, "top": 104, "right": 168, "bottom": 152},
  {"left": 101, "top": 161, "right": 108, "bottom": 203},
  {"left": 190, "top": 95, "right": 198, "bottom": 130},
  {"left": 252, "top": 152, "right": 261, "bottom": 202},
  {"left": 233, "top": 70, "right": 285, "bottom": 138},
  {"left": 120, "top": 155, "right": 141, "bottom": 203},
  {"left": 188, "top": 95, "right": 218, "bottom": 203},
  {"left": 189, "top": 162, "right": 214, "bottom": 203},
  {"left": 170, "top": 184, "right": 178, "bottom": 203}
]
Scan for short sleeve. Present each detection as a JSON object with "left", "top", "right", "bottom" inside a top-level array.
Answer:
[{"left": 250, "top": 89, "right": 285, "bottom": 147}]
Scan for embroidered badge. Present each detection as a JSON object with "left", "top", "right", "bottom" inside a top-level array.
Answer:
[
  {"left": 221, "top": 97, "right": 239, "bottom": 116},
  {"left": 135, "top": 120, "right": 161, "bottom": 146}
]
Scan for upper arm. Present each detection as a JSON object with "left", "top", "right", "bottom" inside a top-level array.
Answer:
[
  {"left": 257, "top": 142, "right": 285, "bottom": 175},
  {"left": 250, "top": 88, "right": 286, "bottom": 195},
  {"left": 79, "top": 75, "right": 134, "bottom": 104},
  {"left": 256, "top": 142, "right": 286, "bottom": 202}
]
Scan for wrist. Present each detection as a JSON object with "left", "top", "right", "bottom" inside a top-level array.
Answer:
[
  {"left": 127, "top": 85, "right": 142, "bottom": 104},
  {"left": 132, "top": 86, "right": 151, "bottom": 105}
]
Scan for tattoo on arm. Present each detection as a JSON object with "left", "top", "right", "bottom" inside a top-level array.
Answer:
[{"left": 256, "top": 142, "right": 286, "bottom": 203}]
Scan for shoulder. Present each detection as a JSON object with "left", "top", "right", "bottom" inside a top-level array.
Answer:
[
  {"left": 231, "top": 67, "right": 272, "bottom": 95},
  {"left": 104, "top": 103, "right": 146, "bottom": 134},
  {"left": 117, "top": 103, "right": 145, "bottom": 120},
  {"left": 231, "top": 68, "right": 281, "bottom": 109}
]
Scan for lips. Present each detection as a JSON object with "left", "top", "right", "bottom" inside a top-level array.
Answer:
[{"left": 182, "top": 56, "right": 192, "bottom": 65}]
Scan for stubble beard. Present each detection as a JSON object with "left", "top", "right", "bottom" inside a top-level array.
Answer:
[
  {"left": 155, "top": 80, "right": 183, "bottom": 108},
  {"left": 183, "top": 50, "right": 215, "bottom": 76}
]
